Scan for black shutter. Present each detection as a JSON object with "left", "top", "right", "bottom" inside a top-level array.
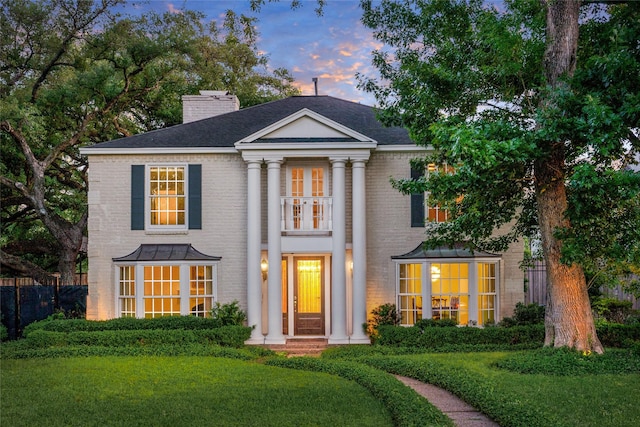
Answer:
[
  {"left": 410, "top": 166, "right": 425, "bottom": 227},
  {"left": 188, "top": 164, "right": 202, "bottom": 229},
  {"left": 131, "top": 165, "right": 145, "bottom": 230}
]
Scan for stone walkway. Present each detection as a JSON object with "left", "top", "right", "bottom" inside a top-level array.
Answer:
[{"left": 394, "top": 375, "right": 500, "bottom": 427}]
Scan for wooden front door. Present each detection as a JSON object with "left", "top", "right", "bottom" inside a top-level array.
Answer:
[{"left": 294, "top": 257, "right": 325, "bottom": 335}]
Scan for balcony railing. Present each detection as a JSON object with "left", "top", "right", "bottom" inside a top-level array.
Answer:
[{"left": 281, "top": 197, "right": 332, "bottom": 233}]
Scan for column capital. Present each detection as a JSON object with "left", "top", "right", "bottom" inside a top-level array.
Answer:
[
  {"left": 330, "top": 157, "right": 348, "bottom": 165},
  {"left": 266, "top": 158, "right": 284, "bottom": 166}
]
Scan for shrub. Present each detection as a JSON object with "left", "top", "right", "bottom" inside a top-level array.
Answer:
[
  {"left": 208, "top": 300, "right": 247, "bottom": 326},
  {"left": 0, "top": 322, "right": 8, "bottom": 342},
  {"left": 376, "top": 324, "right": 545, "bottom": 349},
  {"left": 19, "top": 325, "right": 251, "bottom": 349},
  {"left": 595, "top": 323, "right": 640, "bottom": 348},
  {"left": 493, "top": 347, "right": 640, "bottom": 375},
  {"left": 365, "top": 303, "right": 400, "bottom": 342},
  {"left": 414, "top": 318, "right": 458, "bottom": 329},
  {"left": 23, "top": 315, "right": 232, "bottom": 336},
  {"left": 499, "top": 302, "right": 545, "bottom": 327},
  {"left": 592, "top": 297, "right": 634, "bottom": 324}
]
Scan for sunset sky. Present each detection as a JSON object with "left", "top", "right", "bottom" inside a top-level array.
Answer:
[{"left": 126, "top": 0, "right": 381, "bottom": 105}]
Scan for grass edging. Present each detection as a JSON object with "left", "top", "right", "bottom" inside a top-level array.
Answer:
[
  {"left": 354, "top": 355, "right": 560, "bottom": 427},
  {"left": 264, "top": 356, "right": 454, "bottom": 427}
]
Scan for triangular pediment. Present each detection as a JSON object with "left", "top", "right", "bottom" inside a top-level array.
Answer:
[{"left": 236, "top": 108, "right": 375, "bottom": 144}]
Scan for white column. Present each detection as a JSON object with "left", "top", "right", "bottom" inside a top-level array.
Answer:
[
  {"left": 350, "top": 159, "right": 369, "bottom": 342},
  {"left": 329, "top": 158, "right": 348, "bottom": 343},
  {"left": 245, "top": 160, "right": 263, "bottom": 344},
  {"left": 265, "top": 159, "right": 285, "bottom": 344}
]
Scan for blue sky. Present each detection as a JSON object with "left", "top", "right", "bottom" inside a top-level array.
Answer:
[{"left": 127, "top": 1, "right": 381, "bottom": 105}]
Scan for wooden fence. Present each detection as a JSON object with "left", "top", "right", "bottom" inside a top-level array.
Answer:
[{"left": 525, "top": 261, "right": 640, "bottom": 310}]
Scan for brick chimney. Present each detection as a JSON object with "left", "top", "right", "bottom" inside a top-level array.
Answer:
[{"left": 182, "top": 90, "right": 240, "bottom": 123}]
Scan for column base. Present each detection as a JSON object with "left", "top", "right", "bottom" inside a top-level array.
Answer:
[
  {"left": 328, "top": 337, "right": 350, "bottom": 345},
  {"left": 348, "top": 336, "right": 371, "bottom": 344},
  {"left": 245, "top": 336, "right": 266, "bottom": 345},
  {"left": 264, "top": 336, "right": 287, "bottom": 345}
]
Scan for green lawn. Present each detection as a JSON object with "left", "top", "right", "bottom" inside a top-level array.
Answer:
[
  {"left": 358, "top": 351, "right": 640, "bottom": 427},
  {"left": 1, "top": 356, "right": 394, "bottom": 427}
]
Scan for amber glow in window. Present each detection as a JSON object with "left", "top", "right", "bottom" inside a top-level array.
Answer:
[
  {"left": 119, "top": 266, "right": 136, "bottom": 317},
  {"left": 398, "top": 263, "right": 422, "bottom": 326},
  {"left": 143, "top": 265, "right": 180, "bottom": 318},
  {"left": 431, "top": 263, "right": 469, "bottom": 325},
  {"left": 150, "top": 166, "right": 185, "bottom": 226},
  {"left": 190, "top": 265, "right": 213, "bottom": 317},
  {"left": 426, "top": 164, "right": 457, "bottom": 223},
  {"left": 478, "top": 263, "right": 497, "bottom": 325}
]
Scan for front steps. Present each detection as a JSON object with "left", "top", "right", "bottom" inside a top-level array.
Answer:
[{"left": 263, "top": 338, "right": 329, "bottom": 357}]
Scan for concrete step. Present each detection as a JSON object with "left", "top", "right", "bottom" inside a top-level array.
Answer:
[{"left": 263, "top": 338, "right": 329, "bottom": 357}]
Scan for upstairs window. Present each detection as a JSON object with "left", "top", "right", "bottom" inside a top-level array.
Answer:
[
  {"left": 131, "top": 164, "right": 201, "bottom": 231},
  {"left": 149, "top": 166, "right": 185, "bottom": 226}
]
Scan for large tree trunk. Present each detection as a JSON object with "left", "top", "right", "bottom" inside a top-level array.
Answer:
[{"left": 536, "top": 0, "right": 603, "bottom": 353}]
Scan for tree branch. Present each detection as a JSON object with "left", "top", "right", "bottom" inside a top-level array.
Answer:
[{"left": 0, "top": 249, "right": 57, "bottom": 284}]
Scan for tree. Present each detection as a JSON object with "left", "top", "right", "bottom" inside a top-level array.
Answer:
[
  {"left": 358, "top": 0, "right": 640, "bottom": 353},
  {"left": 0, "top": 0, "right": 299, "bottom": 284}
]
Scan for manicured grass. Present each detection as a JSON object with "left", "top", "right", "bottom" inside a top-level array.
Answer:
[
  {"left": 355, "top": 351, "right": 640, "bottom": 427},
  {"left": 1, "top": 356, "right": 394, "bottom": 427}
]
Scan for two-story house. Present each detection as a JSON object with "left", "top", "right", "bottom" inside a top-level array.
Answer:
[{"left": 81, "top": 91, "right": 524, "bottom": 345}]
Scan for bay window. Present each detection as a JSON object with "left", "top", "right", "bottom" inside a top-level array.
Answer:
[{"left": 394, "top": 246, "right": 500, "bottom": 326}]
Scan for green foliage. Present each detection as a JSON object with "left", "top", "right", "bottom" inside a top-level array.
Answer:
[
  {"left": 376, "top": 324, "right": 545, "bottom": 349},
  {"left": 2, "top": 356, "right": 391, "bottom": 426},
  {"left": 499, "top": 302, "right": 545, "bottom": 327},
  {"left": 372, "top": 322, "right": 640, "bottom": 350},
  {"left": 356, "top": 355, "right": 560, "bottom": 427},
  {"left": 20, "top": 326, "right": 251, "bottom": 349},
  {"left": 23, "top": 315, "right": 235, "bottom": 335},
  {"left": 1, "top": 0, "right": 299, "bottom": 280},
  {"left": 414, "top": 318, "right": 458, "bottom": 329},
  {"left": 0, "top": 322, "right": 8, "bottom": 342},
  {"left": 265, "top": 357, "right": 454, "bottom": 427},
  {"left": 493, "top": 347, "right": 640, "bottom": 375},
  {"left": 365, "top": 303, "right": 400, "bottom": 342},
  {"left": 592, "top": 297, "right": 634, "bottom": 324},
  {"left": 208, "top": 300, "right": 248, "bottom": 326}
]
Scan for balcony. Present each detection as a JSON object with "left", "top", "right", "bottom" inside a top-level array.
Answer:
[{"left": 281, "top": 197, "right": 332, "bottom": 234}]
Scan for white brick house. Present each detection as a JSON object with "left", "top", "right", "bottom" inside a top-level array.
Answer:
[{"left": 81, "top": 92, "right": 524, "bottom": 345}]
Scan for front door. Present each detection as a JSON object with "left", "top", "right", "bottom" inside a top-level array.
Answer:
[{"left": 294, "top": 257, "right": 325, "bottom": 335}]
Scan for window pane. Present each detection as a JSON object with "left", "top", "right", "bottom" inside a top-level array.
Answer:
[
  {"left": 398, "top": 263, "right": 422, "bottom": 326},
  {"left": 189, "top": 265, "right": 214, "bottom": 317},
  {"left": 149, "top": 166, "right": 185, "bottom": 226},
  {"left": 431, "top": 263, "right": 469, "bottom": 325}
]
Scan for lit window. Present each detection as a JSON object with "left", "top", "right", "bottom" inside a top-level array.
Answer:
[
  {"left": 144, "top": 265, "right": 181, "bottom": 318},
  {"left": 190, "top": 265, "right": 213, "bottom": 317},
  {"left": 478, "top": 263, "right": 497, "bottom": 325},
  {"left": 118, "top": 266, "right": 136, "bottom": 317},
  {"left": 394, "top": 258, "right": 499, "bottom": 326},
  {"left": 426, "top": 164, "right": 456, "bottom": 223},
  {"left": 431, "top": 263, "right": 469, "bottom": 324},
  {"left": 398, "top": 263, "right": 422, "bottom": 326},
  {"left": 149, "top": 166, "right": 185, "bottom": 226},
  {"left": 117, "top": 263, "right": 217, "bottom": 318}
]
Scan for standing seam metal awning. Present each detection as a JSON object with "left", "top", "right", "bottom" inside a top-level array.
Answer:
[
  {"left": 112, "top": 244, "right": 221, "bottom": 262},
  {"left": 391, "top": 242, "right": 500, "bottom": 260}
]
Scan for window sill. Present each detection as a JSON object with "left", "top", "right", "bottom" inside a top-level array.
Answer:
[{"left": 145, "top": 230, "right": 189, "bottom": 235}]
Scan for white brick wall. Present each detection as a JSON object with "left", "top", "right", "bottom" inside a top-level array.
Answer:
[
  {"left": 86, "top": 149, "right": 524, "bottom": 322},
  {"left": 182, "top": 91, "right": 240, "bottom": 123}
]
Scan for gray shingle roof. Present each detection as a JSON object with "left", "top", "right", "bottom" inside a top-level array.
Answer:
[{"left": 87, "top": 96, "right": 413, "bottom": 150}]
